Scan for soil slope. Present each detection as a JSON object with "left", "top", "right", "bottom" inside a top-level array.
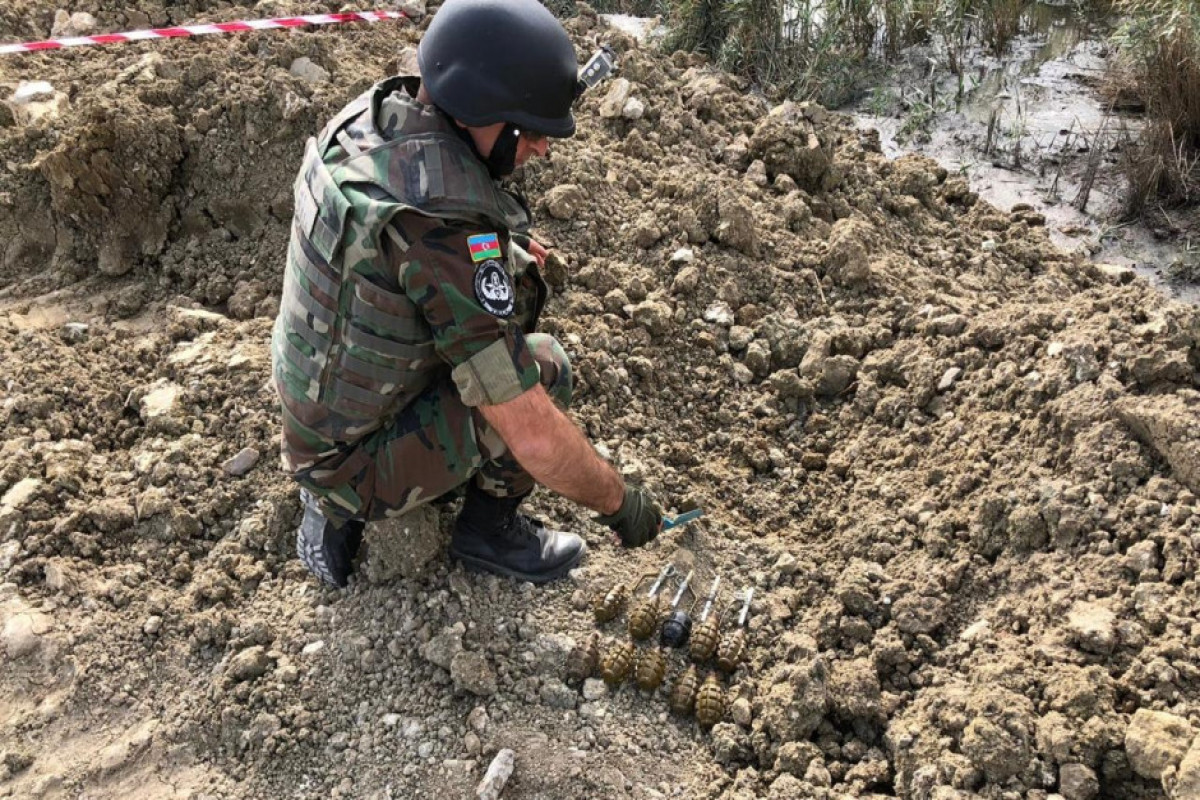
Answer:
[{"left": 1, "top": 3, "right": 1199, "bottom": 799}]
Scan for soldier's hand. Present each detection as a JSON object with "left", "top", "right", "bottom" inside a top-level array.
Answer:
[
  {"left": 527, "top": 238, "right": 549, "bottom": 269},
  {"left": 595, "top": 485, "right": 662, "bottom": 548}
]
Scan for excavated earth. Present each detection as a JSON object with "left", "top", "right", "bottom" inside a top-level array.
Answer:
[{"left": 1, "top": 2, "right": 1200, "bottom": 799}]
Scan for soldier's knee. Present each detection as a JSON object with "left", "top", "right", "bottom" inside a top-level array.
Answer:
[{"left": 526, "top": 333, "right": 573, "bottom": 408}]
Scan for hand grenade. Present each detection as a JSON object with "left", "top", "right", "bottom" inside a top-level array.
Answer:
[
  {"left": 629, "top": 564, "right": 674, "bottom": 641},
  {"left": 565, "top": 632, "right": 599, "bottom": 684},
  {"left": 634, "top": 646, "right": 667, "bottom": 691},
  {"left": 695, "top": 673, "right": 726, "bottom": 728},
  {"left": 669, "top": 665, "right": 700, "bottom": 716},
  {"left": 659, "top": 570, "right": 696, "bottom": 649},
  {"left": 592, "top": 582, "right": 628, "bottom": 624},
  {"left": 716, "top": 587, "right": 753, "bottom": 673},
  {"left": 601, "top": 640, "right": 635, "bottom": 686},
  {"left": 689, "top": 576, "right": 722, "bottom": 662}
]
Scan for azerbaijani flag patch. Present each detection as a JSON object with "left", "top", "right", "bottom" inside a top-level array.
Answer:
[{"left": 467, "top": 233, "right": 502, "bottom": 263}]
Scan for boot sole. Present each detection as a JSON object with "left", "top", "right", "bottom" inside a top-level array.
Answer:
[{"left": 449, "top": 543, "right": 587, "bottom": 585}]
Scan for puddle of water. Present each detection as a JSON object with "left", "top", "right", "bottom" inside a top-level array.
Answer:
[{"left": 846, "top": 2, "right": 1199, "bottom": 306}]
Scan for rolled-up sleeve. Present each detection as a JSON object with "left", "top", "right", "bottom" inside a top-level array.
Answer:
[{"left": 395, "top": 214, "right": 541, "bottom": 407}]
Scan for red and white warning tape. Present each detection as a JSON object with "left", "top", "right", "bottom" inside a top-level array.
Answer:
[{"left": 0, "top": 10, "right": 408, "bottom": 56}]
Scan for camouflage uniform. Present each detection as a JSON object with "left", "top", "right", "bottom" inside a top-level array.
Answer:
[{"left": 272, "top": 77, "right": 572, "bottom": 527}]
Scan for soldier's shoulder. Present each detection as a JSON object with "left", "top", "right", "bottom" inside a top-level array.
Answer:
[{"left": 392, "top": 212, "right": 504, "bottom": 254}]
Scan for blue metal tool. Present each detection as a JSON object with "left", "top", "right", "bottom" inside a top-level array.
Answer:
[{"left": 662, "top": 509, "right": 704, "bottom": 530}]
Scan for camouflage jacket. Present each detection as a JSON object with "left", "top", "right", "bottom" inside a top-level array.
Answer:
[{"left": 272, "top": 76, "right": 550, "bottom": 482}]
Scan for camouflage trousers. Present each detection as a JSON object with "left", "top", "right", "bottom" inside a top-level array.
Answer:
[{"left": 296, "top": 333, "right": 572, "bottom": 527}]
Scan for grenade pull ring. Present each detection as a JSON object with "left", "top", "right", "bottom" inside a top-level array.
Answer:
[
  {"left": 660, "top": 569, "right": 697, "bottom": 648},
  {"left": 629, "top": 563, "right": 675, "bottom": 640},
  {"left": 736, "top": 586, "right": 754, "bottom": 627},
  {"left": 688, "top": 575, "right": 723, "bottom": 662},
  {"left": 716, "top": 586, "right": 754, "bottom": 674}
]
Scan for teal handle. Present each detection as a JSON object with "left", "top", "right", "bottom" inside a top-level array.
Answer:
[{"left": 662, "top": 509, "right": 704, "bottom": 530}]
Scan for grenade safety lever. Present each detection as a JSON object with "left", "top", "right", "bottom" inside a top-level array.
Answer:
[{"left": 629, "top": 563, "right": 674, "bottom": 640}]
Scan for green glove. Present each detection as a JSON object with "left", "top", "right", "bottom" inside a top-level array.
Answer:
[{"left": 595, "top": 485, "right": 663, "bottom": 548}]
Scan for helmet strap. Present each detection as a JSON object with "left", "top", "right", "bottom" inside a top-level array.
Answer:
[{"left": 483, "top": 123, "right": 522, "bottom": 180}]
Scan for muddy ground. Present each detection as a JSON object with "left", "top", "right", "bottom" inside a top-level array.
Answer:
[{"left": 1, "top": 2, "right": 1200, "bottom": 799}]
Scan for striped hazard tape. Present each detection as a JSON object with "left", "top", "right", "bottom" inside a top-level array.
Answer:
[{"left": 0, "top": 10, "right": 408, "bottom": 56}]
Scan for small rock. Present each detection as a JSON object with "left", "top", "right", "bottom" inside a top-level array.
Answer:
[
  {"left": 621, "top": 97, "right": 645, "bottom": 120},
  {"left": 746, "top": 159, "right": 769, "bottom": 186},
  {"left": 137, "top": 380, "right": 182, "bottom": 423},
  {"left": 630, "top": 301, "right": 674, "bottom": 337},
  {"left": 221, "top": 447, "right": 260, "bottom": 477},
  {"left": 422, "top": 625, "right": 465, "bottom": 670},
  {"left": 582, "top": 677, "right": 607, "bottom": 701},
  {"left": 1058, "top": 763, "right": 1099, "bottom": 800},
  {"left": 730, "top": 697, "right": 752, "bottom": 727},
  {"left": 227, "top": 645, "right": 273, "bottom": 682},
  {"left": 599, "top": 78, "right": 632, "bottom": 119},
  {"left": 728, "top": 325, "right": 754, "bottom": 351},
  {"left": 301, "top": 640, "right": 326, "bottom": 657},
  {"left": 671, "top": 266, "right": 700, "bottom": 295},
  {"left": 545, "top": 184, "right": 585, "bottom": 220},
  {"left": 710, "top": 722, "right": 751, "bottom": 766},
  {"left": 417, "top": 741, "right": 435, "bottom": 759},
  {"left": 539, "top": 679, "right": 578, "bottom": 709},
  {"left": 938, "top": 367, "right": 963, "bottom": 392},
  {"left": 1125, "top": 708, "right": 1194, "bottom": 781},
  {"left": 704, "top": 302, "right": 735, "bottom": 326},
  {"left": 451, "top": 651, "right": 497, "bottom": 696},
  {"left": 2, "top": 612, "right": 48, "bottom": 659},
  {"left": 87, "top": 498, "right": 136, "bottom": 534},
  {"left": 1067, "top": 602, "right": 1117, "bottom": 656},
  {"left": 1125, "top": 540, "right": 1161, "bottom": 575},
  {"left": 670, "top": 247, "right": 695, "bottom": 264},
  {"left": 1, "top": 478, "right": 42, "bottom": 513},
  {"left": 50, "top": 10, "right": 97, "bottom": 37},
  {"left": 289, "top": 57, "right": 330, "bottom": 84},
  {"left": 467, "top": 706, "right": 489, "bottom": 733},
  {"left": 776, "top": 741, "right": 822, "bottom": 776},
  {"left": 8, "top": 81, "right": 67, "bottom": 126},
  {"left": 476, "top": 748, "right": 515, "bottom": 800},
  {"left": 464, "top": 731, "right": 482, "bottom": 755},
  {"left": 143, "top": 615, "right": 163, "bottom": 636}
]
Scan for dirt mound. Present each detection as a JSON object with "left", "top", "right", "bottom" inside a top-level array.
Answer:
[{"left": 1, "top": 2, "right": 1199, "bottom": 799}]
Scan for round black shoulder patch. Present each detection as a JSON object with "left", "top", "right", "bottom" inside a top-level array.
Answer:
[{"left": 474, "top": 259, "right": 515, "bottom": 318}]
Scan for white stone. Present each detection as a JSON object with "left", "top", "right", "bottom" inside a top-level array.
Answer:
[
  {"left": 301, "top": 640, "right": 326, "bottom": 657},
  {"left": 139, "top": 380, "right": 181, "bottom": 421},
  {"left": 476, "top": 748, "right": 515, "bottom": 800},
  {"left": 289, "top": 57, "right": 330, "bottom": 84},
  {"left": 938, "top": 367, "right": 963, "bottom": 392},
  {"left": 621, "top": 97, "right": 645, "bottom": 120},
  {"left": 670, "top": 247, "right": 695, "bottom": 264},
  {"left": 704, "top": 302, "right": 735, "bottom": 326},
  {"left": 599, "top": 78, "right": 632, "bottom": 119},
  {"left": 582, "top": 678, "right": 607, "bottom": 701},
  {"left": 1, "top": 478, "right": 42, "bottom": 512},
  {"left": 221, "top": 447, "right": 260, "bottom": 477}
]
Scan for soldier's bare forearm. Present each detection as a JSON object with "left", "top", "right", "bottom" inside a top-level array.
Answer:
[{"left": 479, "top": 386, "right": 624, "bottom": 514}]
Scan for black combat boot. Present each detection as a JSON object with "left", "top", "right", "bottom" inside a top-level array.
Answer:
[
  {"left": 295, "top": 490, "right": 364, "bottom": 588},
  {"left": 450, "top": 485, "right": 586, "bottom": 583}
]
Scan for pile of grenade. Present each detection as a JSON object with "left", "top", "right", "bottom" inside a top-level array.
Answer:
[{"left": 565, "top": 555, "right": 754, "bottom": 729}]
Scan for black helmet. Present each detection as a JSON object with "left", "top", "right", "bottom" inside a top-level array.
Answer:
[{"left": 417, "top": 0, "right": 579, "bottom": 138}]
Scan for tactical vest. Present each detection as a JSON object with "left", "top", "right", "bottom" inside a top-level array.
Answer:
[{"left": 272, "top": 77, "right": 532, "bottom": 468}]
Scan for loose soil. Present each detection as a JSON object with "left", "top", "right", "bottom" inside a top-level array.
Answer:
[{"left": 0, "top": 2, "right": 1199, "bottom": 800}]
